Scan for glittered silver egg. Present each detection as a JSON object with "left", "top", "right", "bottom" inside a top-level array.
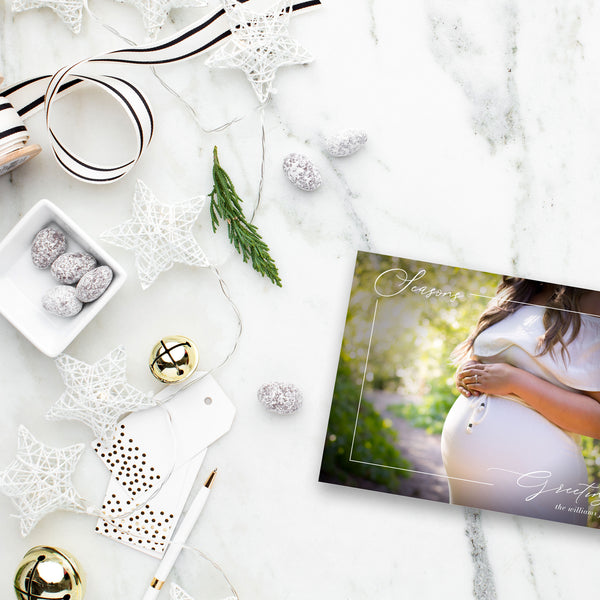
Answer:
[
  {"left": 257, "top": 382, "right": 303, "bottom": 415},
  {"left": 76, "top": 266, "right": 113, "bottom": 302},
  {"left": 31, "top": 227, "right": 67, "bottom": 269},
  {"left": 324, "top": 129, "right": 367, "bottom": 157},
  {"left": 51, "top": 252, "right": 97, "bottom": 284},
  {"left": 42, "top": 286, "right": 83, "bottom": 317},
  {"left": 282, "top": 154, "right": 322, "bottom": 192}
]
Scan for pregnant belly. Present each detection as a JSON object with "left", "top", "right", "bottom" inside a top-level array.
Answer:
[
  {"left": 442, "top": 394, "right": 583, "bottom": 479},
  {"left": 441, "top": 395, "right": 589, "bottom": 525}
]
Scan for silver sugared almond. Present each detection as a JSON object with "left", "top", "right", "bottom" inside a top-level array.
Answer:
[
  {"left": 76, "top": 266, "right": 113, "bottom": 302},
  {"left": 51, "top": 252, "right": 97, "bottom": 284},
  {"left": 282, "top": 153, "right": 322, "bottom": 192},
  {"left": 31, "top": 227, "right": 67, "bottom": 269},
  {"left": 42, "top": 286, "right": 83, "bottom": 317},
  {"left": 324, "top": 129, "right": 367, "bottom": 157}
]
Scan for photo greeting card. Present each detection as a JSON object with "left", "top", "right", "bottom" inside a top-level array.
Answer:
[{"left": 320, "top": 251, "right": 600, "bottom": 528}]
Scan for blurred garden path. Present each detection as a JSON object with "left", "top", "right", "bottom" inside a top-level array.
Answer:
[{"left": 366, "top": 390, "right": 450, "bottom": 503}]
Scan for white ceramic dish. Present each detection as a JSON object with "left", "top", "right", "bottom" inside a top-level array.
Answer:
[{"left": 0, "top": 199, "right": 126, "bottom": 356}]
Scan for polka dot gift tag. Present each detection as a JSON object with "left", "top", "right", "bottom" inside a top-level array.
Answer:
[
  {"left": 95, "top": 445, "right": 206, "bottom": 556},
  {"left": 93, "top": 374, "right": 236, "bottom": 557}
]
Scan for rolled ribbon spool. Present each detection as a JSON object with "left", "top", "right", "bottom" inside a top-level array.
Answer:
[{"left": 0, "top": 76, "right": 41, "bottom": 178}]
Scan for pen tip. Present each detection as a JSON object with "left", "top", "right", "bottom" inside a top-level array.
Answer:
[{"left": 204, "top": 469, "right": 217, "bottom": 488}]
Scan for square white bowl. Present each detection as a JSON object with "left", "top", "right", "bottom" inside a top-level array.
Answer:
[{"left": 0, "top": 199, "right": 127, "bottom": 357}]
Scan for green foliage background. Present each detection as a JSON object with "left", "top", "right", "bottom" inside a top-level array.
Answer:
[{"left": 320, "top": 251, "right": 600, "bottom": 526}]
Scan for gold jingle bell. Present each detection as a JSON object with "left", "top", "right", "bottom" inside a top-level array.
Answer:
[
  {"left": 14, "top": 546, "right": 85, "bottom": 600},
  {"left": 149, "top": 335, "right": 199, "bottom": 384}
]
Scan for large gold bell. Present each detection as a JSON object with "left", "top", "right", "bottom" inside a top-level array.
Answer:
[
  {"left": 149, "top": 335, "right": 199, "bottom": 384},
  {"left": 14, "top": 546, "right": 85, "bottom": 600}
]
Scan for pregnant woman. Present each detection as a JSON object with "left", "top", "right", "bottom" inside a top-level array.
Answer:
[{"left": 441, "top": 277, "right": 600, "bottom": 525}]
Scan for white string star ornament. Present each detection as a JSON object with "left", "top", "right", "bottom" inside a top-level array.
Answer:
[
  {"left": 11, "top": 0, "right": 84, "bottom": 33},
  {"left": 47, "top": 346, "right": 155, "bottom": 441},
  {"left": 206, "top": 0, "right": 314, "bottom": 103},
  {"left": 171, "top": 584, "right": 194, "bottom": 600},
  {"left": 170, "top": 583, "right": 236, "bottom": 600},
  {"left": 0, "top": 426, "right": 88, "bottom": 536},
  {"left": 102, "top": 180, "right": 209, "bottom": 289},
  {"left": 115, "top": 0, "right": 207, "bottom": 39}
]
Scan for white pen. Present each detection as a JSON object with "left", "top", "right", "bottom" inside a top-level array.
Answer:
[{"left": 142, "top": 469, "right": 217, "bottom": 600}]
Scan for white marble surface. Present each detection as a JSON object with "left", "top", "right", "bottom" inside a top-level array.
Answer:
[{"left": 1, "top": 0, "right": 600, "bottom": 598}]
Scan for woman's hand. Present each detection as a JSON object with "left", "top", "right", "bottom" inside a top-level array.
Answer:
[
  {"left": 455, "top": 360, "right": 482, "bottom": 397},
  {"left": 457, "top": 358, "right": 600, "bottom": 437},
  {"left": 460, "top": 362, "right": 517, "bottom": 397}
]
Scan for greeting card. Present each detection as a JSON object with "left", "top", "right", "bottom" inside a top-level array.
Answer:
[{"left": 320, "top": 251, "right": 600, "bottom": 528}]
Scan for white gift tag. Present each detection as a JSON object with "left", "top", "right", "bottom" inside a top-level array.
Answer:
[
  {"left": 96, "top": 451, "right": 205, "bottom": 557},
  {"left": 94, "top": 375, "right": 235, "bottom": 556}
]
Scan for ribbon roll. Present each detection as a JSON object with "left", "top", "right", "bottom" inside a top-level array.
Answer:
[
  {"left": 0, "top": 100, "right": 28, "bottom": 155},
  {"left": 0, "top": 0, "right": 321, "bottom": 184},
  {"left": 0, "top": 77, "right": 41, "bottom": 177}
]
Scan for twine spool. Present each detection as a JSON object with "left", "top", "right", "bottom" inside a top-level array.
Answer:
[{"left": 0, "top": 76, "right": 41, "bottom": 178}]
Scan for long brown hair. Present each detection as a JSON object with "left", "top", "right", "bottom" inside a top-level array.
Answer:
[{"left": 453, "top": 277, "right": 585, "bottom": 363}]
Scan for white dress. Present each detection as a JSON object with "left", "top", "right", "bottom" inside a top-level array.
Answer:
[{"left": 441, "top": 305, "right": 600, "bottom": 525}]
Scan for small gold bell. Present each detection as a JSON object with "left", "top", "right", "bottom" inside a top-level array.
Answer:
[
  {"left": 149, "top": 335, "right": 199, "bottom": 384},
  {"left": 14, "top": 546, "right": 85, "bottom": 600}
]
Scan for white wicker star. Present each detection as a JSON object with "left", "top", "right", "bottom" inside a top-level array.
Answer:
[
  {"left": 102, "top": 180, "right": 209, "bottom": 290},
  {"left": 206, "top": 0, "right": 314, "bottom": 103},
  {"left": 11, "top": 0, "right": 84, "bottom": 33},
  {"left": 115, "top": 0, "right": 207, "bottom": 39},
  {"left": 47, "top": 346, "right": 155, "bottom": 441},
  {"left": 0, "top": 426, "right": 87, "bottom": 536},
  {"left": 170, "top": 583, "right": 236, "bottom": 600},
  {"left": 171, "top": 583, "right": 195, "bottom": 600}
]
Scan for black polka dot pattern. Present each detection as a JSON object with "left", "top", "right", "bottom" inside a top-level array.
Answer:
[{"left": 93, "top": 422, "right": 176, "bottom": 556}]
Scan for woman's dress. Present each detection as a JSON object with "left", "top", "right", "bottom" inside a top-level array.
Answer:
[{"left": 441, "top": 305, "right": 600, "bottom": 525}]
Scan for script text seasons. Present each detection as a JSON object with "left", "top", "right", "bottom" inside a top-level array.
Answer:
[{"left": 374, "top": 268, "right": 464, "bottom": 302}]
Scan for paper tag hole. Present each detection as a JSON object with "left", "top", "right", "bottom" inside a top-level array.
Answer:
[{"left": 204, "top": 396, "right": 212, "bottom": 405}]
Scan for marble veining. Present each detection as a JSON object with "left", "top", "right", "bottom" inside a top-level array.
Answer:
[
  {"left": 1, "top": 1, "right": 600, "bottom": 598},
  {"left": 428, "top": 0, "right": 531, "bottom": 273},
  {"left": 465, "top": 508, "right": 498, "bottom": 600},
  {"left": 514, "top": 520, "right": 543, "bottom": 600}
]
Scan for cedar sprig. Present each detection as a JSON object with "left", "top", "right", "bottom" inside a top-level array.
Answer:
[{"left": 209, "top": 146, "right": 282, "bottom": 287}]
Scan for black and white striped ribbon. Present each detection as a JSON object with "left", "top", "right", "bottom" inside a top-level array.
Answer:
[
  {"left": 0, "top": 0, "right": 321, "bottom": 184},
  {"left": 0, "top": 100, "right": 29, "bottom": 156}
]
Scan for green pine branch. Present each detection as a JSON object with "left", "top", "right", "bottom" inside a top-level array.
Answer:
[{"left": 209, "top": 146, "right": 282, "bottom": 287}]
